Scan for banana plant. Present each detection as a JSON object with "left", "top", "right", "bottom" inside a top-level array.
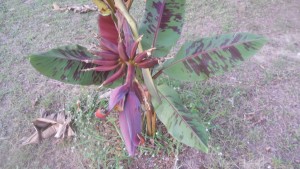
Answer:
[{"left": 29, "top": 0, "right": 267, "bottom": 156}]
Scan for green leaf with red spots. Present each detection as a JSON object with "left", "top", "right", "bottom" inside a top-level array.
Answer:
[
  {"left": 29, "top": 45, "right": 110, "bottom": 85},
  {"left": 139, "top": 0, "right": 186, "bottom": 57},
  {"left": 153, "top": 85, "right": 209, "bottom": 153},
  {"left": 160, "top": 33, "right": 267, "bottom": 81}
]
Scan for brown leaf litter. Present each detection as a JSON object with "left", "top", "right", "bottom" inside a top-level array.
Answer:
[
  {"left": 21, "top": 111, "right": 75, "bottom": 146},
  {"left": 52, "top": 2, "right": 97, "bottom": 14}
]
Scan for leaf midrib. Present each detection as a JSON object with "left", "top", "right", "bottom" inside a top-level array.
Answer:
[{"left": 151, "top": 0, "right": 166, "bottom": 48}]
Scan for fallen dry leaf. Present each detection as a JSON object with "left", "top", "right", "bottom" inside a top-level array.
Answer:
[
  {"left": 21, "top": 112, "right": 75, "bottom": 146},
  {"left": 52, "top": 2, "right": 60, "bottom": 11},
  {"left": 52, "top": 2, "right": 97, "bottom": 14}
]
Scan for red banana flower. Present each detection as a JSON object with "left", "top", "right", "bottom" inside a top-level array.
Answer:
[
  {"left": 85, "top": 13, "right": 157, "bottom": 156},
  {"left": 96, "top": 63, "right": 143, "bottom": 156}
]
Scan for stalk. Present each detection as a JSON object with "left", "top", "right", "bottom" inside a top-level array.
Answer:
[
  {"left": 115, "top": 0, "right": 159, "bottom": 137},
  {"left": 125, "top": 63, "right": 135, "bottom": 87},
  {"left": 114, "top": 0, "right": 161, "bottom": 103}
]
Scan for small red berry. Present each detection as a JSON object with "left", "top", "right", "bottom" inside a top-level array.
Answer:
[{"left": 95, "top": 109, "right": 107, "bottom": 119}]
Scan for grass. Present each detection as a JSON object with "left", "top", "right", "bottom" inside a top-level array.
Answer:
[
  {"left": 0, "top": 0, "right": 98, "bottom": 168},
  {"left": 69, "top": 93, "right": 130, "bottom": 168},
  {"left": 1, "top": 0, "right": 300, "bottom": 168},
  {"left": 61, "top": 90, "right": 180, "bottom": 168}
]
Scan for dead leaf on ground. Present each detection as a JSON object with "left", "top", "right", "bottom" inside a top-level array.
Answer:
[
  {"left": 52, "top": 2, "right": 97, "bottom": 14},
  {"left": 52, "top": 2, "right": 60, "bottom": 11},
  {"left": 21, "top": 112, "right": 75, "bottom": 146}
]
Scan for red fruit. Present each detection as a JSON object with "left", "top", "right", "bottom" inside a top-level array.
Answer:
[
  {"left": 81, "top": 64, "right": 119, "bottom": 72},
  {"left": 82, "top": 59, "right": 119, "bottom": 66},
  {"left": 130, "top": 35, "right": 143, "bottom": 59},
  {"left": 118, "top": 41, "right": 129, "bottom": 61},
  {"left": 134, "top": 48, "right": 156, "bottom": 63},
  {"left": 136, "top": 58, "right": 159, "bottom": 68},
  {"left": 95, "top": 109, "right": 107, "bottom": 119},
  {"left": 102, "top": 64, "right": 126, "bottom": 86},
  {"left": 90, "top": 51, "right": 119, "bottom": 60}
]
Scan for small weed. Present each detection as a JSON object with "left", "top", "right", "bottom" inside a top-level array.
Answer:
[{"left": 272, "top": 158, "right": 285, "bottom": 168}]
